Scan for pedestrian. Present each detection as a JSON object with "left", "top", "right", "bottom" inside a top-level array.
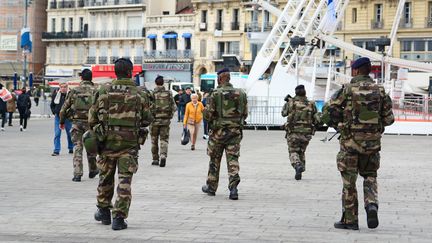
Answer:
[
  {"left": 32, "top": 86, "right": 40, "bottom": 106},
  {"left": 281, "top": 85, "right": 320, "bottom": 180},
  {"left": 183, "top": 93, "right": 204, "bottom": 150},
  {"left": 50, "top": 82, "right": 73, "bottom": 156},
  {"left": 202, "top": 92, "right": 209, "bottom": 139},
  {"left": 150, "top": 75, "right": 176, "bottom": 167},
  {"left": 180, "top": 87, "right": 192, "bottom": 120},
  {"left": 201, "top": 68, "right": 248, "bottom": 200},
  {"left": 322, "top": 57, "right": 395, "bottom": 230},
  {"left": 0, "top": 84, "right": 6, "bottom": 131},
  {"left": 89, "top": 58, "right": 153, "bottom": 230},
  {"left": 7, "top": 89, "right": 17, "bottom": 127},
  {"left": 173, "top": 89, "right": 183, "bottom": 122},
  {"left": 17, "top": 88, "right": 31, "bottom": 132},
  {"left": 59, "top": 69, "right": 98, "bottom": 182}
]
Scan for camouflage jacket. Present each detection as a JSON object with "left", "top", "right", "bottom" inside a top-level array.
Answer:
[
  {"left": 60, "top": 80, "right": 95, "bottom": 124},
  {"left": 281, "top": 96, "right": 318, "bottom": 135},
  {"left": 203, "top": 82, "right": 248, "bottom": 130},
  {"left": 151, "top": 86, "right": 176, "bottom": 126},
  {"left": 88, "top": 79, "right": 154, "bottom": 154},
  {"left": 322, "top": 75, "right": 395, "bottom": 154}
]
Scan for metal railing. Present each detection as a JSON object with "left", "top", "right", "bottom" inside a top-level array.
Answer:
[
  {"left": 134, "top": 56, "right": 143, "bottom": 64},
  {"left": 426, "top": 17, "right": 432, "bottom": 28},
  {"left": 245, "top": 22, "right": 273, "bottom": 32},
  {"left": 87, "top": 56, "right": 96, "bottom": 64},
  {"left": 231, "top": 22, "right": 240, "bottom": 31},
  {"left": 87, "top": 29, "right": 143, "bottom": 38},
  {"left": 143, "top": 50, "right": 193, "bottom": 60},
  {"left": 42, "top": 31, "right": 87, "bottom": 39},
  {"left": 110, "top": 56, "right": 119, "bottom": 64},
  {"left": 371, "top": 19, "right": 384, "bottom": 29},
  {"left": 215, "top": 22, "right": 223, "bottom": 31},
  {"left": 84, "top": 0, "right": 144, "bottom": 7},
  {"left": 58, "top": 1, "right": 76, "bottom": 8},
  {"left": 98, "top": 56, "right": 108, "bottom": 64},
  {"left": 49, "top": 1, "right": 57, "bottom": 9},
  {"left": 399, "top": 18, "right": 413, "bottom": 28},
  {"left": 392, "top": 97, "right": 432, "bottom": 121},
  {"left": 246, "top": 96, "right": 286, "bottom": 127}
]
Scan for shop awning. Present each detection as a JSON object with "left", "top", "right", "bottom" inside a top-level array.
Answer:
[
  {"left": 182, "top": 33, "right": 192, "bottom": 38},
  {"left": 147, "top": 34, "right": 157, "bottom": 39},
  {"left": 162, "top": 33, "right": 178, "bottom": 39}
]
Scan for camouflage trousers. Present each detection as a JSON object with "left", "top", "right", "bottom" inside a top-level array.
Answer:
[
  {"left": 337, "top": 145, "right": 380, "bottom": 224},
  {"left": 150, "top": 124, "right": 170, "bottom": 160},
  {"left": 96, "top": 151, "right": 138, "bottom": 219},
  {"left": 70, "top": 122, "right": 97, "bottom": 176},
  {"left": 286, "top": 133, "right": 312, "bottom": 171},
  {"left": 206, "top": 128, "right": 242, "bottom": 192}
]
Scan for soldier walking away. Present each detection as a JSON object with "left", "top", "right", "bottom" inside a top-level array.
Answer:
[
  {"left": 322, "top": 57, "right": 394, "bottom": 230},
  {"left": 60, "top": 69, "right": 98, "bottom": 182},
  {"left": 89, "top": 58, "right": 153, "bottom": 230},
  {"left": 150, "top": 75, "right": 176, "bottom": 167},
  {"left": 281, "top": 85, "right": 319, "bottom": 180},
  {"left": 201, "top": 68, "right": 248, "bottom": 200}
]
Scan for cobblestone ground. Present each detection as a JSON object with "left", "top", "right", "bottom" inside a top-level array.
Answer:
[{"left": 0, "top": 118, "right": 431, "bottom": 242}]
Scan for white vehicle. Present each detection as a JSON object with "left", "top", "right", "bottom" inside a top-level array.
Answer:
[{"left": 200, "top": 72, "right": 249, "bottom": 92}]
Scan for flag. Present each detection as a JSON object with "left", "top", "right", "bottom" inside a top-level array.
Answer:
[
  {"left": 323, "top": 0, "right": 337, "bottom": 33},
  {"left": 20, "top": 27, "right": 32, "bottom": 53},
  {"left": 29, "top": 72, "right": 34, "bottom": 87}
]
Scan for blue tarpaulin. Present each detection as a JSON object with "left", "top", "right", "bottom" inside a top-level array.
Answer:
[
  {"left": 182, "top": 33, "right": 192, "bottom": 38},
  {"left": 147, "top": 34, "right": 157, "bottom": 39},
  {"left": 162, "top": 33, "right": 178, "bottom": 39}
]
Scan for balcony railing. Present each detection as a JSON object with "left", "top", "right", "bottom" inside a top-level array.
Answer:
[
  {"left": 134, "top": 56, "right": 143, "bottom": 64},
  {"left": 58, "top": 1, "right": 76, "bottom": 8},
  {"left": 143, "top": 50, "right": 193, "bottom": 60},
  {"left": 245, "top": 22, "right": 273, "bottom": 32},
  {"left": 426, "top": 17, "right": 432, "bottom": 28},
  {"left": 49, "top": 1, "right": 57, "bottom": 9},
  {"left": 399, "top": 18, "right": 413, "bottom": 28},
  {"left": 371, "top": 20, "right": 384, "bottom": 29},
  {"left": 146, "top": 14, "right": 194, "bottom": 27},
  {"left": 231, "top": 22, "right": 240, "bottom": 31},
  {"left": 42, "top": 31, "right": 87, "bottom": 39},
  {"left": 215, "top": 22, "right": 223, "bottom": 31},
  {"left": 110, "top": 56, "right": 119, "bottom": 64},
  {"left": 98, "top": 56, "right": 108, "bottom": 64},
  {"left": 84, "top": 0, "right": 144, "bottom": 7},
  {"left": 87, "top": 29, "right": 143, "bottom": 38},
  {"left": 87, "top": 56, "right": 97, "bottom": 64}
]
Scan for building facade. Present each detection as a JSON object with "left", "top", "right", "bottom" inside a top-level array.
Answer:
[{"left": 0, "top": 0, "right": 47, "bottom": 83}]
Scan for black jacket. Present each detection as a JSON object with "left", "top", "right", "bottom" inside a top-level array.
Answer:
[
  {"left": 50, "top": 90, "right": 67, "bottom": 116},
  {"left": 0, "top": 98, "right": 6, "bottom": 113},
  {"left": 17, "top": 93, "right": 31, "bottom": 112},
  {"left": 179, "top": 93, "right": 191, "bottom": 107}
]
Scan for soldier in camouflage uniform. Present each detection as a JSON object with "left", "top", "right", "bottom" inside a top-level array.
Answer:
[
  {"left": 201, "top": 68, "right": 248, "bottom": 200},
  {"left": 89, "top": 58, "right": 153, "bottom": 230},
  {"left": 322, "top": 57, "right": 394, "bottom": 230},
  {"left": 150, "top": 75, "right": 176, "bottom": 167},
  {"left": 281, "top": 85, "right": 319, "bottom": 180},
  {"left": 60, "top": 69, "right": 98, "bottom": 182}
]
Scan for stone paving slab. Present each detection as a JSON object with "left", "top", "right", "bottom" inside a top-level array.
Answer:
[{"left": 0, "top": 119, "right": 431, "bottom": 242}]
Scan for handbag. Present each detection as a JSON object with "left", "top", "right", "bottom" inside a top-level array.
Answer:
[
  {"left": 25, "top": 109, "right": 31, "bottom": 119},
  {"left": 181, "top": 127, "right": 190, "bottom": 145}
]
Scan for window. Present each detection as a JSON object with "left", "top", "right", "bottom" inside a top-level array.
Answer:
[
  {"left": 428, "top": 41, "right": 432, "bottom": 51},
  {"left": 217, "top": 9, "right": 223, "bottom": 24},
  {"left": 69, "top": 17, "right": 73, "bottom": 32},
  {"left": 136, "top": 45, "right": 143, "bottom": 57},
  {"left": 123, "top": 45, "right": 130, "bottom": 57},
  {"left": 401, "top": 40, "right": 412, "bottom": 51},
  {"left": 185, "top": 38, "right": 191, "bottom": 50},
  {"left": 51, "top": 18, "right": 56, "bottom": 32},
  {"left": 162, "top": 11, "right": 169, "bottom": 15},
  {"left": 150, "top": 39, "right": 156, "bottom": 50},
  {"left": 374, "top": 4, "right": 382, "bottom": 22},
  {"left": 264, "top": 10, "right": 270, "bottom": 24},
  {"left": 6, "top": 16, "right": 13, "bottom": 29},
  {"left": 111, "top": 45, "right": 119, "bottom": 57},
  {"left": 429, "top": 2, "right": 432, "bottom": 19},
  {"left": 414, "top": 41, "right": 425, "bottom": 51},
  {"left": 404, "top": 2, "right": 411, "bottom": 22},
  {"left": 352, "top": 8, "right": 357, "bottom": 23},
  {"left": 365, "top": 41, "right": 376, "bottom": 52},
  {"left": 68, "top": 45, "right": 74, "bottom": 64},
  {"left": 200, "top": 39, "right": 206, "bottom": 57},
  {"left": 49, "top": 46, "right": 56, "bottom": 63},
  {"left": 165, "top": 34, "right": 177, "bottom": 50},
  {"left": 100, "top": 46, "right": 108, "bottom": 57},
  {"left": 233, "top": 9, "right": 239, "bottom": 23},
  {"left": 201, "top": 10, "right": 207, "bottom": 23},
  {"left": 61, "top": 18, "right": 66, "bottom": 32},
  {"left": 89, "top": 45, "right": 96, "bottom": 57},
  {"left": 79, "top": 17, "right": 84, "bottom": 32}
]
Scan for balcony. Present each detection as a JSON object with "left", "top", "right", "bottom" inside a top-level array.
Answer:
[
  {"left": 42, "top": 31, "right": 87, "bottom": 40},
  {"left": 426, "top": 17, "right": 432, "bottom": 28},
  {"left": 58, "top": 1, "right": 76, "bottom": 8},
  {"left": 245, "top": 22, "right": 273, "bottom": 32},
  {"left": 231, "top": 22, "right": 240, "bottom": 31},
  {"left": 84, "top": 0, "right": 145, "bottom": 8},
  {"left": 371, "top": 20, "right": 384, "bottom": 29},
  {"left": 110, "top": 56, "right": 119, "bottom": 64},
  {"left": 98, "top": 56, "right": 108, "bottom": 64},
  {"left": 87, "top": 56, "right": 97, "bottom": 64},
  {"left": 215, "top": 22, "right": 223, "bottom": 31},
  {"left": 146, "top": 14, "right": 194, "bottom": 28},
  {"left": 87, "top": 29, "right": 143, "bottom": 38},
  {"left": 134, "top": 56, "right": 143, "bottom": 64},
  {"left": 49, "top": 1, "right": 57, "bottom": 9},
  {"left": 142, "top": 50, "right": 193, "bottom": 61},
  {"left": 399, "top": 18, "right": 413, "bottom": 28}
]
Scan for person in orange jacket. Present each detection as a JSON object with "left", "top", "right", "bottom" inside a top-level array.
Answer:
[{"left": 183, "top": 93, "right": 204, "bottom": 150}]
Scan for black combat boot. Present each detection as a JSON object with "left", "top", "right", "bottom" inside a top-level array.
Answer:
[
  {"left": 94, "top": 207, "right": 111, "bottom": 225},
  {"left": 159, "top": 158, "right": 166, "bottom": 167},
  {"left": 151, "top": 160, "right": 159, "bottom": 166},
  {"left": 89, "top": 170, "right": 99, "bottom": 179},
  {"left": 229, "top": 187, "right": 238, "bottom": 200},
  {"left": 112, "top": 217, "right": 128, "bottom": 230},
  {"left": 295, "top": 164, "right": 303, "bottom": 180},
  {"left": 72, "top": 175, "right": 81, "bottom": 182},
  {"left": 334, "top": 213, "right": 359, "bottom": 230},
  {"left": 201, "top": 185, "right": 216, "bottom": 196},
  {"left": 365, "top": 203, "right": 379, "bottom": 229}
]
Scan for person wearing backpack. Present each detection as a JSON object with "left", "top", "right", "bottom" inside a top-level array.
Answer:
[
  {"left": 17, "top": 88, "right": 31, "bottom": 132},
  {"left": 150, "top": 75, "right": 176, "bottom": 167},
  {"left": 281, "top": 85, "right": 320, "bottom": 181},
  {"left": 201, "top": 68, "right": 248, "bottom": 200},
  {"left": 60, "top": 69, "right": 98, "bottom": 182},
  {"left": 322, "top": 57, "right": 394, "bottom": 230}
]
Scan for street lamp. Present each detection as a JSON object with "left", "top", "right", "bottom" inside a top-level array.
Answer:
[{"left": 375, "top": 37, "right": 391, "bottom": 84}]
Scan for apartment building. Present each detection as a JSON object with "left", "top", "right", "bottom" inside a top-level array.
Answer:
[{"left": 0, "top": 0, "right": 47, "bottom": 82}]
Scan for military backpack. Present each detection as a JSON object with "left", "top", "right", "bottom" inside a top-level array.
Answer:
[
  {"left": 72, "top": 85, "right": 94, "bottom": 120},
  {"left": 287, "top": 98, "right": 315, "bottom": 134},
  {"left": 152, "top": 90, "right": 173, "bottom": 119},
  {"left": 212, "top": 87, "right": 246, "bottom": 129}
]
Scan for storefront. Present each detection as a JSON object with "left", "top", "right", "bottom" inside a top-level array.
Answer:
[
  {"left": 142, "top": 63, "right": 192, "bottom": 83},
  {"left": 92, "top": 65, "right": 143, "bottom": 79}
]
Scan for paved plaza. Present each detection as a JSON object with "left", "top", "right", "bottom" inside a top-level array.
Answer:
[{"left": 0, "top": 117, "right": 431, "bottom": 242}]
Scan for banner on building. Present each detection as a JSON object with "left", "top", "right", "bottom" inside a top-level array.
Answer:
[
  {"left": 142, "top": 63, "right": 191, "bottom": 71},
  {"left": 0, "top": 35, "right": 18, "bottom": 51}
]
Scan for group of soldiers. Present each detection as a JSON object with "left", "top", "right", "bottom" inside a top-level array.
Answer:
[{"left": 58, "top": 56, "right": 393, "bottom": 232}]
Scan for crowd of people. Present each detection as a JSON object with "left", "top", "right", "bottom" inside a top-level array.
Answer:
[{"left": 0, "top": 84, "right": 33, "bottom": 132}]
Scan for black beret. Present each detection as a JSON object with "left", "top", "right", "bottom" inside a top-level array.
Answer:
[
  {"left": 155, "top": 75, "right": 164, "bottom": 82},
  {"left": 295, "top": 85, "right": 305, "bottom": 91},
  {"left": 217, "top": 68, "right": 229, "bottom": 75},
  {"left": 351, "top": 57, "right": 371, "bottom": 69}
]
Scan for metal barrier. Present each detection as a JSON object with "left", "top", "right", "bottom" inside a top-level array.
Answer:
[{"left": 392, "top": 98, "right": 432, "bottom": 122}]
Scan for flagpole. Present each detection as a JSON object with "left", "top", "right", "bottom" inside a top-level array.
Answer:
[{"left": 23, "top": 0, "right": 29, "bottom": 88}]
